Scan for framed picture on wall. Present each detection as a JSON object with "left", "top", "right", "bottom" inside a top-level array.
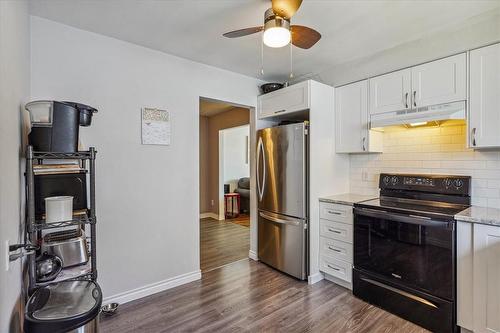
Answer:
[{"left": 141, "top": 107, "right": 171, "bottom": 145}]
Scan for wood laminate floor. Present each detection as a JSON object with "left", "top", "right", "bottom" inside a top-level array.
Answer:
[
  {"left": 200, "top": 217, "right": 250, "bottom": 272},
  {"left": 101, "top": 259, "right": 429, "bottom": 333}
]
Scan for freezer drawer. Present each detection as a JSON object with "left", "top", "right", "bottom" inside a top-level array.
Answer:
[{"left": 258, "top": 210, "right": 307, "bottom": 280}]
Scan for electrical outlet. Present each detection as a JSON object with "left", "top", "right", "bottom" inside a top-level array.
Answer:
[
  {"left": 362, "top": 171, "right": 369, "bottom": 182},
  {"left": 211, "top": 200, "right": 214, "bottom": 206},
  {"left": 5, "top": 240, "right": 10, "bottom": 272}
]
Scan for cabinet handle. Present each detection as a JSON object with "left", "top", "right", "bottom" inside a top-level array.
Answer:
[
  {"left": 274, "top": 109, "right": 286, "bottom": 114},
  {"left": 362, "top": 137, "right": 366, "bottom": 151},
  {"left": 327, "top": 210, "right": 342, "bottom": 215},
  {"left": 472, "top": 127, "right": 477, "bottom": 147},
  {"left": 327, "top": 264, "right": 341, "bottom": 272},
  {"left": 404, "top": 92, "right": 408, "bottom": 108},
  {"left": 413, "top": 91, "right": 417, "bottom": 107},
  {"left": 328, "top": 228, "right": 342, "bottom": 234},
  {"left": 328, "top": 246, "right": 342, "bottom": 253}
]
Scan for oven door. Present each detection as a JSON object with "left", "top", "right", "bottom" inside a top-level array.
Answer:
[{"left": 354, "top": 207, "right": 454, "bottom": 300}]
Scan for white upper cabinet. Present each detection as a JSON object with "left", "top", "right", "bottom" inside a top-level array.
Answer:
[
  {"left": 411, "top": 53, "right": 466, "bottom": 109},
  {"left": 469, "top": 43, "right": 500, "bottom": 148},
  {"left": 258, "top": 81, "right": 310, "bottom": 119},
  {"left": 369, "top": 69, "right": 411, "bottom": 115},
  {"left": 335, "top": 81, "right": 383, "bottom": 153},
  {"left": 368, "top": 53, "right": 466, "bottom": 116},
  {"left": 336, "top": 81, "right": 368, "bottom": 153}
]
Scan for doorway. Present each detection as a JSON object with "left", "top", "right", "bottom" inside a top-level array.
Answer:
[{"left": 199, "top": 98, "right": 251, "bottom": 272}]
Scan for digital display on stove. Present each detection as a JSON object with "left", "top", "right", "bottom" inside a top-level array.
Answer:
[{"left": 403, "top": 177, "right": 435, "bottom": 186}]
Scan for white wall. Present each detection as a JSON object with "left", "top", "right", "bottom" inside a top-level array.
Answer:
[
  {"left": 350, "top": 123, "right": 500, "bottom": 209},
  {"left": 0, "top": 1, "right": 30, "bottom": 332},
  {"left": 222, "top": 125, "right": 250, "bottom": 192},
  {"left": 30, "top": 16, "right": 261, "bottom": 301}
]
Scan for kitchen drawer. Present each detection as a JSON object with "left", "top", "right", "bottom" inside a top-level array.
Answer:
[
  {"left": 320, "top": 237, "right": 353, "bottom": 263},
  {"left": 320, "top": 219, "right": 353, "bottom": 243},
  {"left": 320, "top": 255, "right": 352, "bottom": 283},
  {"left": 319, "top": 202, "right": 353, "bottom": 224}
]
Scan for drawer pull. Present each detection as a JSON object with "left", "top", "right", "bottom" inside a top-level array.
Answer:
[
  {"left": 328, "top": 246, "right": 342, "bottom": 253},
  {"left": 274, "top": 109, "right": 286, "bottom": 114},
  {"left": 327, "top": 210, "right": 342, "bottom": 215},
  {"left": 328, "top": 228, "right": 342, "bottom": 234},
  {"left": 327, "top": 264, "right": 341, "bottom": 272}
]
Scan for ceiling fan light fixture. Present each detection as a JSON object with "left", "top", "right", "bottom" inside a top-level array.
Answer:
[
  {"left": 263, "top": 26, "right": 291, "bottom": 48},
  {"left": 262, "top": 9, "right": 291, "bottom": 48}
]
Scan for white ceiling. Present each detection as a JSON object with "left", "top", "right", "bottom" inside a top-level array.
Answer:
[{"left": 30, "top": 0, "right": 500, "bottom": 85}]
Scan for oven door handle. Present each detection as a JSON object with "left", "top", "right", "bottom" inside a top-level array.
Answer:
[{"left": 354, "top": 207, "right": 453, "bottom": 229}]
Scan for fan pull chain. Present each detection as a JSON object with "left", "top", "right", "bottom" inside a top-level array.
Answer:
[
  {"left": 289, "top": 41, "right": 294, "bottom": 79},
  {"left": 261, "top": 31, "right": 264, "bottom": 76}
]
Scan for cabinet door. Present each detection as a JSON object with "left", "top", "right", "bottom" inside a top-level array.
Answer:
[
  {"left": 335, "top": 81, "right": 368, "bottom": 153},
  {"left": 369, "top": 68, "right": 411, "bottom": 115},
  {"left": 469, "top": 43, "right": 500, "bottom": 148},
  {"left": 411, "top": 53, "right": 466, "bottom": 109},
  {"left": 258, "top": 81, "right": 310, "bottom": 119},
  {"left": 473, "top": 223, "right": 500, "bottom": 333},
  {"left": 457, "top": 222, "right": 474, "bottom": 331}
]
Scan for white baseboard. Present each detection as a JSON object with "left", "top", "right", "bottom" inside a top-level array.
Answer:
[
  {"left": 248, "top": 250, "right": 258, "bottom": 261},
  {"left": 308, "top": 272, "right": 324, "bottom": 285},
  {"left": 103, "top": 270, "right": 201, "bottom": 305},
  {"left": 324, "top": 273, "right": 352, "bottom": 290},
  {"left": 200, "top": 212, "right": 219, "bottom": 220}
]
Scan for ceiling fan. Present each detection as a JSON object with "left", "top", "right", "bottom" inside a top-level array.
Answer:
[{"left": 223, "top": 0, "right": 321, "bottom": 49}]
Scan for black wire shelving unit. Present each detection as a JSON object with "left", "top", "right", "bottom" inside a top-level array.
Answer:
[{"left": 25, "top": 145, "right": 98, "bottom": 294}]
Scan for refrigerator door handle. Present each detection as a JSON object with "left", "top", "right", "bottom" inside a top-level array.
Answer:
[
  {"left": 259, "top": 211, "right": 301, "bottom": 227},
  {"left": 256, "top": 137, "right": 265, "bottom": 201}
]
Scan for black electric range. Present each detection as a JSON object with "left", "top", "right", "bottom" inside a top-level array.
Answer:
[{"left": 353, "top": 173, "right": 471, "bottom": 333}]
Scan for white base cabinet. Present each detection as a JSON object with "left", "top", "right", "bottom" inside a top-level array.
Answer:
[
  {"left": 319, "top": 201, "right": 353, "bottom": 289},
  {"left": 458, "top": 221, "right": 500, "bottom": 333}
]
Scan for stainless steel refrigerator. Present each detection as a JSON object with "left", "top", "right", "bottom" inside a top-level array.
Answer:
[{"left": 256, "top": 122, "right": 308, "bottom": 280}]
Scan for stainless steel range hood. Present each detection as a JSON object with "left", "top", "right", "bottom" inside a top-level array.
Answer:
[{"left": 370, "top": 101, "right": 466, "bottom": 129}]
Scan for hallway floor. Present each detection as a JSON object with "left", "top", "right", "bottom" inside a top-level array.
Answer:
[
  {"left": 100, "top": 259, "right": 428, "bottom": 333},
  {"left": 200, "top": 216, "right": 250, "bottom": 272}
]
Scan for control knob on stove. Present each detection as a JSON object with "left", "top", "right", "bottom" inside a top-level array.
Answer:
[
  {"left": 454, "top": 179, "right": 464, "bottom": 189},
  {"left": 391, "top": 176, "right": 399, "bottom": 185},
  {"left": 383, "top": 176, "right": 391, "bottom": 185},
  {"left": 443, "top": 178, "right": 453, "bottom": 188}
]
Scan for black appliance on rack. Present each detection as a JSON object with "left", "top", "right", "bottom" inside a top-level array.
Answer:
[
  {"left": 353, "top": 173, "right": 471, "bottom": 333},
  {"left": 26, "top": 100, "right": 97, "bottom": 152}
]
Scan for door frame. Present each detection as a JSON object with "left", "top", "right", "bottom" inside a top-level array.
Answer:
[
  {"left": 218, "top": 124, "right": 250, "bottom": 221},
  {"left": 198, "top": 97, "right": 258, "bottom": 263}
]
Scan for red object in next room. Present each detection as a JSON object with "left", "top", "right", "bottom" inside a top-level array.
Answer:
[{"left": 224, "top": 193, "right": 240, "bottom": 219}]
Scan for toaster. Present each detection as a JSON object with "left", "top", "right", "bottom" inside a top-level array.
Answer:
[{"left": 42, "top": 231, "right": 89, "bottom": 268}]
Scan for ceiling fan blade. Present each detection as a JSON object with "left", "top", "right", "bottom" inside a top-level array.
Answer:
[
  {"left": 223, "top": 27, "right": 263, "bottom": 38},
  {"left": 291, "top": 25, "right": 321, "bottom": 49},
  {"left": 272, "top": 0, "right": 303, "bottom": 19}
]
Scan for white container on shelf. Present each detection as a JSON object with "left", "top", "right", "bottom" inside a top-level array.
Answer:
[{"left": 45, "top": 196, "right": 73, "bottom": 222}]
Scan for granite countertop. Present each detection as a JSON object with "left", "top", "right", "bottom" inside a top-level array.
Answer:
[
  {"left": 455, "top": 206, "right": 500, "bottom": 227},
  {"left": 319, "top": 193, "right": 377, "bottom": 206}
]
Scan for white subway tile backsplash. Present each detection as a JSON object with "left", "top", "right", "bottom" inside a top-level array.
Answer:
[{"left": 350, "top": 123, "right": 500, "bottom": 209}]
